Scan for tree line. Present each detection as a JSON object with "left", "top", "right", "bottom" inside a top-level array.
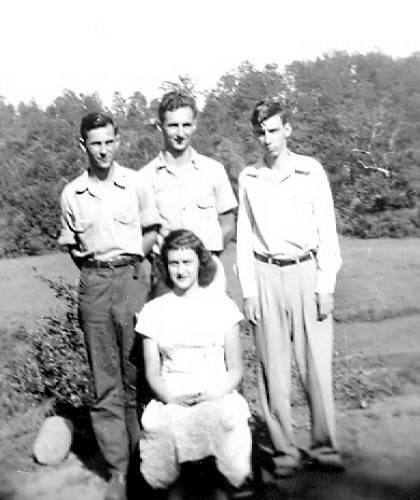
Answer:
[{"left": 0, "top": 51, "right": 419, "bottom": 256}]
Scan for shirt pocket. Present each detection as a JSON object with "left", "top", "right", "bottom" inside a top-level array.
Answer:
[
  {"left": 155, "top": 186, "right": 179, "bottom": 221},
  {"left": 112, "top": 195, "right": 138, "bottom": 226},
  {"left": 196, "top": 191, "right": 216, "bottom": 209}
]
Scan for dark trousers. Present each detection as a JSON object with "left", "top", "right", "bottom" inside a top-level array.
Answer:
[{"left": 78, "top": 260, "right": 151, "bottom": 475}]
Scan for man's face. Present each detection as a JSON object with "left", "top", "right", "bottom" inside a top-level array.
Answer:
[
  {"left": 255, "top": 113, "right": 291, "bottom": 160},
  {"left": 81, "top": 124, "right": 119, "bottom": 170},
  {"left": 161, "top": 106, "right": 196, "bottom": 154}
]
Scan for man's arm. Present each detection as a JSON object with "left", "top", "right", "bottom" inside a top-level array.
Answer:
[
  {"left": 236, "top": 174, "right": 259, "bottom": 324},
  {"left": 213, "top": 161, "right": 238, "bottom": 250},
  {"left": 66, "top": 245, "right": 91, "bottom": 269},
  {"left": 316, "top": 293, "right": 334, "bottom": 321},
  {"left": 142, "top": 224, "right": 160, "bottom": 256},
  {"left": 218, "top": 209, "right": 237, "bottom": 251},
  {"left": 59, "top": 190, "right": 90, "bottom": 269},
  {"left": 311, "top": 162, "right": 342, "bottom": 319},
  {"left": 136, "top": 171, "right": 161, "bottom": 256}
]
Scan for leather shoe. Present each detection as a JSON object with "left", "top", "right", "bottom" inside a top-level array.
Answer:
[
  {"left": 105, "top": 472, "right": 127, "bottom": 500},
  {"left": 310, "top": 453, "right": 345, "bottom": 472},
  {"left": 272, "top": 464, "right": 298, "bottom": 479}
]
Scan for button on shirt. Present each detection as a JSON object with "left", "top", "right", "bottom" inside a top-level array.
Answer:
[
  {"left": 58, "top": 162, "right": 160, "bottom": 261},
  {"left": 138, "top": 150, "right": 237, "bottom": 252},
  {"left": 236, "top": 151, "right": 342, "bottom": 298}
]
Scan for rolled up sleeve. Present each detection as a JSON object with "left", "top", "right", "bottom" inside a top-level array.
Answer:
[
  {"left": 136, "top": 177, "right": 161, "bottom": 230},
  {"left": 58, "top": 190, "right": 76, "bottom": 246},
  {"left": 214, "top": 162, "right": 238, "bottom": 215}
]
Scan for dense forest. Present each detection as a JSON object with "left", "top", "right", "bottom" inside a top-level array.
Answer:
[{"left": 0, "top": 51, "right": 419, "bottom": 256}]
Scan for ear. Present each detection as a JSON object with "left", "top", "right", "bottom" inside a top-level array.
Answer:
[
  {"left": 284, "top": 122, "right": 292, "bottom": 138},
  {"left": 79, "top": 137, "right": 86, "bottom": 153}
]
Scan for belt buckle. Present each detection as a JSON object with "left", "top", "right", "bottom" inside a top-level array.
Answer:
[{"left": 267, "top": 255, "right": 273, "bottom": 265}]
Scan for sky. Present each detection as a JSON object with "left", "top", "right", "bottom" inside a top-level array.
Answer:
[{"left": 0, "top": 0, "right": 419, "bottom": 109}]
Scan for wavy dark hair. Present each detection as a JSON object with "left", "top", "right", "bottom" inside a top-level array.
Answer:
[{"left": 160, "top": 229, "right": 216, "bottom": 288}]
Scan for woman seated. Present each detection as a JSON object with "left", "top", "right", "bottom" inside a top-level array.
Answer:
[{"left": 135, "top": 229, "right": 252, "bottom": 498}]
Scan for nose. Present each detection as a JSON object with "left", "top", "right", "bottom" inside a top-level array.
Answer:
[
  {"left": 176, "top": 125, "right": 185, "bottom": 137},
  {"left": 99, "top": 143, "right": 107, "bottom": 155},
  {"left": 176, "top": 263, "right": 187, "bottom": 275}
]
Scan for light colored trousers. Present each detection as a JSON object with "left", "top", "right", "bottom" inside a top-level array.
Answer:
[{"left": 253, "top": 257, "right": 337, "bottom": 466}]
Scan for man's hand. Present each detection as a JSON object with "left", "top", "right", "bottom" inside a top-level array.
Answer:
[
  {"left": 70, "top": 248, "right": 93, "bottom": 260},
  {"left": 316, "top": 292, "right": 334, "bottom": 321},
  {"left": 243, "top": 297, "right": 260, "bottom": 325},
  {"left": 68, "top": 247, "right": 93, "bottom": 269}
]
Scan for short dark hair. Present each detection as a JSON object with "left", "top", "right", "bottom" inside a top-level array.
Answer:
[
  {"left": 80, "top": 112, "right": 117, "bottom": 141},
  {"left": 158, "top": 91, "right": 197, "bottom": 124},
  {"left": 251, "top": 98, "right": 290, "bottom": 132},
  {"left": 160, "top": 229, "right": 216, "bottom": 288}
]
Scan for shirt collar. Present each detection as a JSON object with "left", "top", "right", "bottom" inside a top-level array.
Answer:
[
  {"left": 246, "top": 150, "right": 295, "bottom": 183},
  {"left": 75, "top": 162, "right": 126, "bottom": 197},
  {"left": 155, "top": 148, "right": 201, "bottom": 173}
]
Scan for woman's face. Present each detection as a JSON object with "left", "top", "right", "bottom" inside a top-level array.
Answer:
[{"left": 167, "top": 247, "right": 199, "bottom": 293}]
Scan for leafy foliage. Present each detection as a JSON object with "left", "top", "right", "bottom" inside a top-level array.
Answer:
[
  {"left": 4, "top": 279, "right": 93, "bottom": 415},
  {"left": 0, "top": 52, "right": 419, "bottom": 255}
]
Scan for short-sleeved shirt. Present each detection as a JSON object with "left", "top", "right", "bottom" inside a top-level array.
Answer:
[
  {"left": 138, "top": 149, "right": 237, "bottom": 252},
  {"left": 58, "top": 162, "right": 160, "bottom": 261},
  {"left": 135, "top": 289, "right": 243, "bottom": 396}
]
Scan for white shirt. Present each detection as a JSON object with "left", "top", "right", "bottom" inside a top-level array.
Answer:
[
  {"left": 58, "top": 162, "right": 159, "bottom": 261},
  {"left": 138, "top": 149, "right": 237, "bottom": 252},
  {"left": 135, "top": 289, "right": 243, "bottom": 396},
  {"left": 236, "top": 151, "right": 342, "bottom": 297}
]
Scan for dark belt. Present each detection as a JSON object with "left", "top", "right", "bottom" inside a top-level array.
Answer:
[
  {"left": 82, "top": 255, "right": 142, "bottom": 269},
  {"left": 254, "top": 251, "right": 314, "bottom": 268}
]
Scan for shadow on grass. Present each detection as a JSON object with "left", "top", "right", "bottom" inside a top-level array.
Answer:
[{"left": 266, "top": 468, "right": 420, "bottom": 500}]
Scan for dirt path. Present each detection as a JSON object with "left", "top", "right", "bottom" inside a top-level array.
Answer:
[{"left": 3, "top": 390, "right": 420, "bottom": 500}]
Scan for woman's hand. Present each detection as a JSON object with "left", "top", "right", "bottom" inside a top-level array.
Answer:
[
  {"left": 169, "top": 393, "right": 203, "bottom": 406},
  {"left": 193, "top": 389, "right": 223, "bottom": 404}
]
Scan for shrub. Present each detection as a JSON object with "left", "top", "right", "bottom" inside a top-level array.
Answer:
[{"left": 5, "top": 278, "right": 93, "bottom": 415}]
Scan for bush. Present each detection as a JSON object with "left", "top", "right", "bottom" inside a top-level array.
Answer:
[{"left": 5, "top": 279, "right": 93, "bottom": 415}]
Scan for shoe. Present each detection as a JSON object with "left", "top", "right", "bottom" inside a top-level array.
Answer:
[
  {"left": 105, "top": 472, "right": 127, "bottom": 500},
  {"left": 272, "top": 450, "right": 301, "bottom": 479},
  {"left": 229, "top": 478, "right": 256, "bottom": 499},
  {"left": 310, "top": 453, "right": 345, "bottom": 473},
  {"left": 272, "top": 464, "right": 298, "bottom": 479}
]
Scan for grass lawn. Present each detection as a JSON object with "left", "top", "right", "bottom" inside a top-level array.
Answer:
[{"left": 0, "top": 238, "right": 420, "bottom": 499}]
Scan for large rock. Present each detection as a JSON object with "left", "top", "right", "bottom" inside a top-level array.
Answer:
[{"left": 33, "top": 416, "right": 73, "bottom": 466}]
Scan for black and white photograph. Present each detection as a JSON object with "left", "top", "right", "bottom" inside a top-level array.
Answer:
[{"left": 0, "top": 1, "right": 420, "bottom": 499}]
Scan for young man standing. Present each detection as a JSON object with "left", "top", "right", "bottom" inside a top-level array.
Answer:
[
  {"left": 138, "top": 91, "right": 237, "bottom": 295},
  {"left": 59, "top": 113, "right": 159, "bottom": 500},
  {"left": 236, "top": 99, "right": 343, "bottom": 478}
]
